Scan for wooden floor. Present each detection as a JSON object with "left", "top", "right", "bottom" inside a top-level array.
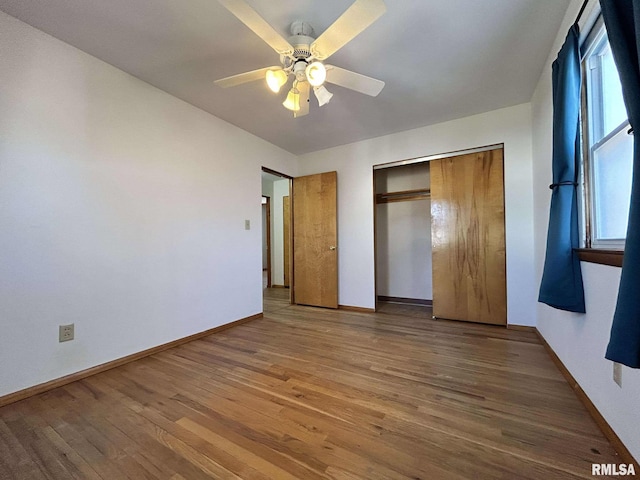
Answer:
[
  {"left": 0, "top": 288, "right": 624, "bottom": 479},
  {"left": 376, "top": 300, "right": 433, "bottom": 319}
]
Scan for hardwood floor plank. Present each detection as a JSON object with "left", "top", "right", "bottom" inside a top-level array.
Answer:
[
  {"left": 0, "top": 418, "right": 48, "bottom": 480},
  {"left": 2, "top": 414, "right": 74, "bottom": 480},
  {"left": 84, "top": 374, "right": 270, "bottom": 480},
  {"left": 24, "top": 397, "right": 141, "bottom": 480},
  {"left": 38, "top": 426, "right": 104, "bottom": 480},
  {"left": 176, "top": 417, "right": 306, "bottom": 480},
  {"left": 88, "top": 377, "right": 234, "bottom": 480}
]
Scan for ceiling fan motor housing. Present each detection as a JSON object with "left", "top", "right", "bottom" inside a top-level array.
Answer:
[
  {"left": 288, "top": 35, "right": 314, "bottom": 60},
  {"left": 288, "top": 19, "right": 316, "bottom": 60},
  {"left": 286, "top": 21, "right": 316, "bottom": 82}
]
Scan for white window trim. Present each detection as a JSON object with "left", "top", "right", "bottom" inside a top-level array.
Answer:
[{"left": 579, "top": 16, "right": 630, "bottom": 251}]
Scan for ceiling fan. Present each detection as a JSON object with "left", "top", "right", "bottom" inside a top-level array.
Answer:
[{"left": 214, "top": 0, "right": 386, "bottom": 118}]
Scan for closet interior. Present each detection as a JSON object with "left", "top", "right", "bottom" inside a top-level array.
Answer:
[{"left": 374, "top": 162, "right": 433, "bottom": 314}]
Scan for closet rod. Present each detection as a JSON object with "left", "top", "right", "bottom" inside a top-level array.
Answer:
[{"left": 376, "top": 189, "right": 430, "bottom": 204}]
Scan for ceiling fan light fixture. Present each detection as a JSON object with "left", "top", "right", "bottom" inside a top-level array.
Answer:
[
  {"left": 283, "top": 87, "right": 301, "bottom": 111},
  {"left": 215, "top": 0, "right": 387, "bottom": 117},
  {"left": 305, "top": 61, "right": 327, "bottom": 87},
  {"left": 313, "top": 85, "right": 333, "bottom": 106},
  {"left": 266, "top": 69, "right": 288, "bottom": 93}
]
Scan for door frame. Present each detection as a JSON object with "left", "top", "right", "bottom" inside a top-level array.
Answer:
[
  {"left": 262, "top": 167, "right": 293, "bottom": 304},
  {"left": 262, "top": 196, "right": 272, "bottom": 288}
]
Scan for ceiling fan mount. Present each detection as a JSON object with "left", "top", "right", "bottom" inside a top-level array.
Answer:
[
  {"left": 215, "top": 0, "right": 387, "bottom": 118},
  {"left": 289, "top": 20, "right": 315, "bottom": 38}
]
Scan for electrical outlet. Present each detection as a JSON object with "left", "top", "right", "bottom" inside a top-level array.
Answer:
[
  {"left": 613, "top": 362, "right": 622, "bottom": 388},
  {"left": 245, "top": 219, "right": 251, "bottom": 230},
  {"left": 59, "top": 323, "right": 74, "bottom": 342}
]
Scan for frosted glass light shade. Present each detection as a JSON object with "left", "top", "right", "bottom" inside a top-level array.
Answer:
[
  {"left": 266, "top": 69, "right": 287, "bottom": 93},
  {"left": 283, "top": 88, "right": 300, "bottom": 111},
  {"left": 313, "top": 85, "right": 333, "bottom": 106},
  {"left": 305, "top": 62, "right": 326, "bottom": 87}
]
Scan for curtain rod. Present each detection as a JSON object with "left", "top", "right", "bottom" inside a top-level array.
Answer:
[{"left": 574, "top": 0, "right": 589, "bottom": 26}]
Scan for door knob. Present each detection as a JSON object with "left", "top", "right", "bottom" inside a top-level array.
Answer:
[{"left": 329, "top": 246, "right": 336, "bottom": 251}]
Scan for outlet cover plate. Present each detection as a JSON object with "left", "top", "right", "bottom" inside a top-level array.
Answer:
[
  {"left": 613, "top": 362, "right": 622, "bottom": 388},
  {"left": 59, "top": 324, "right": 74, "bottom": 342}
]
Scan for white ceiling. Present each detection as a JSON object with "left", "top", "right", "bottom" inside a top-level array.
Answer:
[{"left": 0, "top": 0, "right": 570, "bottom": 155}]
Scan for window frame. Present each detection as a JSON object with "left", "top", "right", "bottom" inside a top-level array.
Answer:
[{"left": 577, "top": 15, "right": 629, "bottom": 266}]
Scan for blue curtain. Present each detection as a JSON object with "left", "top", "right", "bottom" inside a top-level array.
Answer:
[
  {"left": 539, "top": 24, "right": 586, "bottom": 314},
  {"left": 601, "top": 0, "right": 640, "bottom": 368}
]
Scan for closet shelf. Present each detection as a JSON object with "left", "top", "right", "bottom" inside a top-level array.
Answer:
[{"left": 376, "top": 188, "right": 431, "bottom": 204}]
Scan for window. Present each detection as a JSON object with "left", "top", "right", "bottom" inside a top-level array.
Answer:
[{"left": 580, "top": 18, "right": 633, "bottom": 251}]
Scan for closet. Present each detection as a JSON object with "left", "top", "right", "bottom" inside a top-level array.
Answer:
[
  {"left": 374, "top": 146, "right": 507, "bottom": 326},
  {"left": 375, "top": 163, "right": 432, "bottom": 306}
]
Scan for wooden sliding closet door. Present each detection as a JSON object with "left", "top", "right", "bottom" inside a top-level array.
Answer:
[{"left": 431, "top": 149, "right": 506, "bottom": 325}]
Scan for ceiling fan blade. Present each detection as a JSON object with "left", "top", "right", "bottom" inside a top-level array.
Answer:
[
  {"left": 325, "top": 65, "right": 385, "bottom": 96},
  {"left": 310, "top": 0, "right": 386, "bottom": 61},
  {"left": 214, "top": 66, "right": 281, "bottom": 88},
  {"left": 217, "top": 0, "right": 294, "bottom": 56},
  {"left": 295, "top": 82, "right": 310, "bottom": 118}
]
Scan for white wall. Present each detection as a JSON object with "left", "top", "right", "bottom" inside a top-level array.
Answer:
[
  {"left": 271, "top": 179, "right": 290, "bottom": 286},
  {"left": 376, "top": 201, "right": 432, "bottom": 300},
  {"left": 262, "top": 204, "right": 268, "bottom": 269},
  {"left": 375, "top": 163, "right": 432, "bottom": 300},
  {"left": 261, "top": 178, "right": 274, "bottom": 280},
  {"left": 0, "top": 12, "right": 297, "bottom": 397},
  {"left": 298, "top": 103, "right": 535, "bottom": 324},
  {"left": 532, "top": 0, "right": 640, "bottom": 462}
]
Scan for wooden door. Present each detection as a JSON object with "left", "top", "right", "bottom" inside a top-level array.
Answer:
[
  {"left": 283, "top": 196, "right": 290, "bottom": 288},
  {"left": 430, "top": 149, "right": 506, "bottom": 325},
  {"left": 292, "top": 172, "right": 338, "bottom": 308}
]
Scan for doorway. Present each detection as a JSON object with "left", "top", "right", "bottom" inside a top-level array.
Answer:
[
  {"left": 261, "top": 168, "right": 292, "bottom": 310},
  {"left": 374, "top": 162, "right": 433, "bottom": 318},
  {"left": 262, "top": 196, "right": 271, "bottom": 288},
  {"left": 261, "top": 167, "right": 339, "bottom": 311}
]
